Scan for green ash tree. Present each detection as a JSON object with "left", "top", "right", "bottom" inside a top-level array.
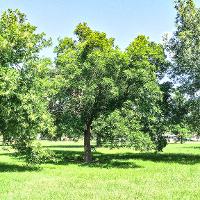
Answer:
[{"left": 54, "top": 23, "right": 168, "bottom": 162}]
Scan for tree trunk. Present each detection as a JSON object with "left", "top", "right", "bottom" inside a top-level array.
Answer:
[
  {"left": 84, "top": 123, "right": 92, "bottom": 163},
  {"left": 96, "top": 133, "right": 102, "bottom": 147},
  {"left": 180, "top": 135, "right": 183, "bottom": 144}
]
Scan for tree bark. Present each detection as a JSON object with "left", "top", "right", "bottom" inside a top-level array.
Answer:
[
  {"left": 96, "top": 133, "right": 102, "bottom": 147},
  {"left": 84, "top": 123, "right": 92, "bottom": 163},
  {"left": 180, "top": 135, "right": 183, "bottom": 144}
]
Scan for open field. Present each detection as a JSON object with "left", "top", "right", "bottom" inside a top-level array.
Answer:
[{"left": 1, "top": 141, "right": 200, "bottom": 200}]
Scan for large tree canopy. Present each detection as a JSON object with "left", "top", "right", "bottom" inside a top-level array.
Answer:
[
  {"left": 54, "top": 23, "right": 168, "bottom": 162},
  {"left": 0, "top": 9, "right": 57, "bottom": 157}
]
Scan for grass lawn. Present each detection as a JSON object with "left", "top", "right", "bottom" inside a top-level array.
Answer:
[{"left": 1, "top": 141, "right": 200, "bottom": 200}]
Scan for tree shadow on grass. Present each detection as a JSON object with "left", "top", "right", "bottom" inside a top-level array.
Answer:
[
  {"left": 106, "top": 152, "right": 200, "bottom": 165},
  {"left": 43, "top": 145, "right": 83, "bottom": 149},
  {"left": 80, "top": 160, "right": 141, "bottom": 169},
  {"left": 2, "top": 145, "right": 200, "bottom": 170},
  {"left": 0, "top": 162, "right": 40, "bottom": 172},
  {"left": 0, "top": 152, "right": 14, "bottom": 156},
  {"left": 52, "top": 150, "right": 142, "bottom": 169},
  {"left": 51, "top": 148, "right": 200, "bottom": 168},
  {"left": 0, "top": 150, "right": 39, "bottom": 173},
  {"left": 182, "top": 146, "right": 200, "bottom": 150}
]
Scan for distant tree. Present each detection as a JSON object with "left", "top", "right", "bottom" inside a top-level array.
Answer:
[
  {"left": 166, "top": 0, "right": 200, "bottom": 133},
  {"left": 54, "top": 23, "right": 168, "bottom": 162}
]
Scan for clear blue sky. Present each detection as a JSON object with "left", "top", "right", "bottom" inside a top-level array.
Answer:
[{"left": 0, "top": 0, "right": 200, "bottom": 58}]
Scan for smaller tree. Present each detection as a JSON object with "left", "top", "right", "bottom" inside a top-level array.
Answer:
[
  {"left": 0, "top": 9, "right": 59, "bottom": 163},
  {"left": 165, "top": 0, "right": 200, "bottom": 133}
]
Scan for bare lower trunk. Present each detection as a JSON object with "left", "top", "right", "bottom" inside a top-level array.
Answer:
[
  {"left": 84, "top": 123, "right": 92, "bottom": 163},
  {"left": 180, "top": 135, "right": 183, "bottom": 144},
  {"left": 96, "top": 133, "right": 102, "bottom": 147}
]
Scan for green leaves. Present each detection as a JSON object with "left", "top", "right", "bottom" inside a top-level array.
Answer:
[
  {"left": 54, "top": 23, "right": 168, "bottom": 151},
  {"left": 0, "top": 66, "right": 19, "bottom": 96},
  {"left": 0, "top": 9, "right": 171, "bottom": 161},
  {"left": 0, "top": 9, "right": 51, "bottom": 67},
  {"left": 93, "top": 106, "right": 154, "bottom": 151},
  {"left": 167, "top": 0, "right": 200, "bottom": 94},
  {"left": 166, "top": 0, "right": 200, "bottom": 133},
  {"left": 0, "top": 10, "right": 58, "bottom": 162}
]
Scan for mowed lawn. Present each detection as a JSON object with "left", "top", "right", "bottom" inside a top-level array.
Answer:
[{"left": 1, "top": 141, "right": 200, "bottom": 200}]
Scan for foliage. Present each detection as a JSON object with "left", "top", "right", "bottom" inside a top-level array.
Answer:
[
  {"left": 54, "top": 23, "right": 168, "bottom": 161},
  {"left": 93, "top": 106, "right": 155, "bottom": 151},
  {"left": 14, "top": 140, "right": 56, "bottom": 165},
  {"left": 0, "top": 9, "right": 51, "bottom": 66},
  {"left": 166, "top": 0, "right": 200, "bottom": 133},
  {"left": 0, "top": 9, "right": 58, "bottom": 163}
]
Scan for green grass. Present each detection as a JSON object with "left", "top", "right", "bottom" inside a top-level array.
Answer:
[{"left": 1, "top": 141, "right": 200, "bottom": 200}]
